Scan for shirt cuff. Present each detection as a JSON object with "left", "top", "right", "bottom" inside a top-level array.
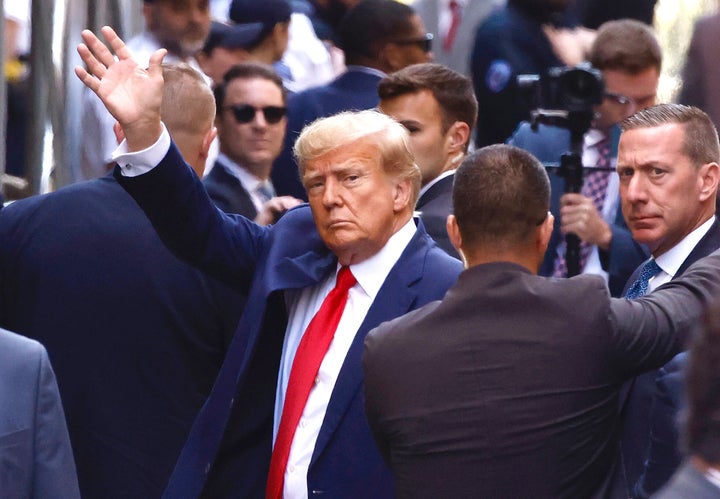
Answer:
[{"left": 111, "top": 123, "right": 171, "bottom": 177}]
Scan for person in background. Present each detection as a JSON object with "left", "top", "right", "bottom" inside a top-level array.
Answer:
[
  {"left": 79, "top": 0, "right": 211, "bottom": 181},
  {"left": 509, "top": 19, "right": 661, "bottom": 297},
  {"left": 204, "top": 62, "right": 303, "bottom": 222},
  {"left": 378, "top": 62, "right": 477, "bottom": 257},
  {"left": 412, "top": 0, "right": 502, "bottom": 76}
]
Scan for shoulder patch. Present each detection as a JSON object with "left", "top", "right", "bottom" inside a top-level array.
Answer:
[{"left": 485, "top": 60, "right": 513, "bottom": 93}]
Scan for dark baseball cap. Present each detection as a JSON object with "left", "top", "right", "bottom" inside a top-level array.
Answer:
[
  {"left": 202, "top": 20, "right": 264, "bottom": 54},
  {"left": 229, "top": 0, "right": 292, "bottom": 27}
]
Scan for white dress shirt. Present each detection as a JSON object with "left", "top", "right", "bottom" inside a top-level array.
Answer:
[
  {"left": 215, "top": 153, "right": 275, "bottom": 213},
  {"left": 276, "top": 218, "right": 416, "bottom": 499},
  {"left": 648, "top": 216, "right": 715, "bottom": 292}
]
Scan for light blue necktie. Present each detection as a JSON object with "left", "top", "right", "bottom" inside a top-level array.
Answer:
[{"left": 624, "top": 259, "right": 662, "bottom": 299}]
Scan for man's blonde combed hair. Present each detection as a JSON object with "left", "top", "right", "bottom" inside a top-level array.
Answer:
[{"left": 293, "top": 109, "right": 422, "bottom": 206}]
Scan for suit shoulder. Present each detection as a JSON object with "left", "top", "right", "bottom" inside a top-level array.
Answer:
[
  {"left": 0, "top": 328, "right": 45, "bottom": 365},
  {"left": 365, "top": 300, "right": 443, "bottom": 354}
]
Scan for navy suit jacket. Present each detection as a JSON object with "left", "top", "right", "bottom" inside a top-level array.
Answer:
[
  {"left": 508, "top": 122, "right": 649, "bottom": 296},
  {"left": 416, "top": 174, "right": 458, "bottom": 258},
  {"left": 272, "top": 68, "right": 383, "bottom": 200},
  {"left": 203, "top": 159, "right": 257, "bottom": 218},
  {"left": 634, "top": 353, "right": 686, "bottom": 498},
  {"left": 0, "top": 328, "right": 80, "bottom": 499},
  {"left": 115, "top": 143, "right": 463, "bottom": 498},
  {"left": 0, "top": 176, "right": 245, "bottom": 498},
  {"left": 618, "top": 217, "right": 720, "bottom": 496}
]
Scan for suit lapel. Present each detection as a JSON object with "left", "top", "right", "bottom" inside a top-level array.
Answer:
[
  {"left": 676, "top": 217, "right": 720, "bottom": 276},
  {"left": 310, "top": 229, "right": 429, "bottom": 464}
]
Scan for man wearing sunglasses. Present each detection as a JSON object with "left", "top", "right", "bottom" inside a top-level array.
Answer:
[
  {"left": 510, "top": 19, "right": 661, "bottom": 297},
  {"left": 204, "top": 62, "right": 302, "bottom": 224}
]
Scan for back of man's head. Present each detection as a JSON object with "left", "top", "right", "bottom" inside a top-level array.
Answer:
[
  {"left": 589, "top": 19, "right": 662, "bottom": 74},
  {"left": 686, "top": 300, "right": 720, "bottom": 465},
  {"left": 621, "top": 103, "right": 720, "bottom": 167},
  {"left": 453, "top": 145, "right": 550, "bottom": 250},
  {"left": 161, "top": 63, "right": 216, "bottom": 176},
  {"left": 338, "top": 0, "right": 417, "bottom": 66},
  {"left": 378, "top": 63, "right": 478, "bottom": 146}
]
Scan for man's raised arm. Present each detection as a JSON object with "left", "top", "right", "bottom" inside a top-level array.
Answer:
[{"left": 75, "top": 26, "right": 165, "bottom": 152}]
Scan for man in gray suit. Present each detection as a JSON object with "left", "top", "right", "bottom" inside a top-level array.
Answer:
[
  {"left": 0, "top": 328, "right": 79, "bottom": 498},
  {"left": 363, "top": 144, "right": 720, "bottom": 498},
  {"left": 412, "top": 0, "right": 502, "bottom": 76}
]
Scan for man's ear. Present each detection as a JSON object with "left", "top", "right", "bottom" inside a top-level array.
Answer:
[
  {"left": 113, "top": 121, "right": 125, "bottom": 145},
  {"left": 537, "top": 213, "right": 554, "bottom": 256},
  {"left": 200, "top": 127, "right": 217, "bottom": 160},
  {"left": 392, "top": 177, "right": 413, "bottom": 213},
  {"left": 446, "top": 121, "right": 470, "bottom": 157},
  {"left": 699, "top": 162, "right": 720, "bottom": 202},
  {"left": 447, "top": 214, "right": 462, "bottom": 252}
]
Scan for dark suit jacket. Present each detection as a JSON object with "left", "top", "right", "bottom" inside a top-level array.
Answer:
[
  {"left": 203, "top": 159, "right": 257, "bottom": 218},
  {"left": 635, "top": 353, "right": 686, "bottom": 498},
  {"left": 509, "top": 122, "right": 648, "bottom": 296},
  {"left": 114, "top": 143, "right": 463, "bottom": 498},
  {"left": 470, "top": 2, "right": 566, "bottom": 147},
  {"left": 0, "top": 328, "right": 80, "bottom": 499},
  {"left": 271, "top": 68, "right": 384, "bottom": 200},
  {"left": 416, "top": 174, "right": 458, "bottom": 258},
  {"left": 618, "top": 217, "right": 720, "bottom": 495},
  {"left": 0, "top": 176, "right": 245, "bottom": 498},
  {"left": 363, "top": 259, "right": 720, "bottom": 498}
]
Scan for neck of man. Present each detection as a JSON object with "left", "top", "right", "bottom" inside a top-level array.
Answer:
[{"left": 462, "top": 245, "right": 541, "bottom": 274}]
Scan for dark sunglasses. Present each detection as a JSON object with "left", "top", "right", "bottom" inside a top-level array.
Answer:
[
  {"left": 390, "top": 33, "right": 434, "bottom": 53},
  {"left": 225, "top": 104, "right": 287, "bottom": 124}
]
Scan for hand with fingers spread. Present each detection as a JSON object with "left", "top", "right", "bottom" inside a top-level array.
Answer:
[
  {"left": 75, "top": 26, "right": 166, "bottom": 152},
  {"left": 559, "top": 193, "right": 612, "bottom": 250}
]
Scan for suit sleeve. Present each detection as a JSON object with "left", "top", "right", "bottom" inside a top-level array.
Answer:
[
  {"left": 32, "top": 346, "right": 81, "bottom": 499},
  {"left": 609, "top": 253, "right": 720, "bottom": 376},
  {"left": 115, "top": 142, "right": 270, "bottom": 292}
]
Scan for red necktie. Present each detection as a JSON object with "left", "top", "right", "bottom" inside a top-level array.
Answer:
[
  {"left": 443, "top": 0, "right": 462, "bottom": 52},
  {"left": 266, "top": 266, "right": 357, "bottom": 499}
]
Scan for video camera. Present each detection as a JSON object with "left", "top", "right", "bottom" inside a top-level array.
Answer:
[
  {"left": 518, "top": 64, "right": 605, "bottom": 277},
  {"left": 518, "top": 63, "right": 604, "bottom": 127}
]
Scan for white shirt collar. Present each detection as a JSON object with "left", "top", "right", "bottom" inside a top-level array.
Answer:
[
  {"left": 419, "top": 169, "right": 455, "bottom": 200},
  {"left": 346, "top": 217, "right": 416, "bottom": 300},
  {"left": 655, "top": 216, "right": 716, "bottom": 278},
  {"left": 217, "top": 152, "right": 267, "bottom": 194}
]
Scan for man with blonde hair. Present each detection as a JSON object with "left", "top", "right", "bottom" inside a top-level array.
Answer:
[{"left": 75, "top": 26, "right": 461, "bottom": 499}]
